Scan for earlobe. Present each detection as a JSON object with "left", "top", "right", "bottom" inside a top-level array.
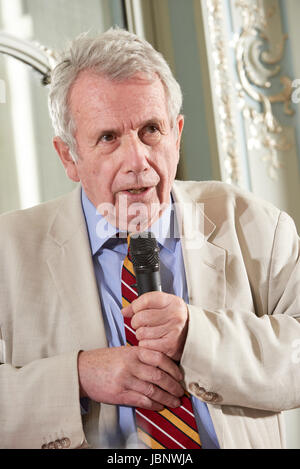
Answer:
[{"left": 53, "top": 137, "right": 80, "bottom": 182}]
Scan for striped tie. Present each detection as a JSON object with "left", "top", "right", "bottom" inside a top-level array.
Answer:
[{"left": 121, "top": 240, "right": 202, "bottom": 449}]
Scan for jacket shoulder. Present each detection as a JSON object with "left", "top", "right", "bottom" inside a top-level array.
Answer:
[
  {"left": 172, "top": 180, "right": 281, "bottom": 221},
  {"left": 0, "top": 189, "right": 79, "bottom": 245},
  {"left": 0, "top": 196, "right": 59, "bottom": 232}
]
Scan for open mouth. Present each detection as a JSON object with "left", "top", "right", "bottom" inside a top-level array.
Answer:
[
  {"left": 127, "top": 188, "right": 148, "bottom": 194},
  {"left": 116, "top": 186, "right": 155, "bottom": 199}
]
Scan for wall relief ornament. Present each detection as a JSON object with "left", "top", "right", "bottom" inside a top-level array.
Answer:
[
  {"left": 233, "top": 0, "right": 294, "bottom": 180},
  {"left": 205, "top": 0, "right": 242, "bottom": 185},
  {"left": 0, "top": 32, "right": 58, "bottom": 85}
]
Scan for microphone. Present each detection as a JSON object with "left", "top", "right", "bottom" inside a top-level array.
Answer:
[{"left": 129, "top": 232, "right": 162, "bottom": 296}]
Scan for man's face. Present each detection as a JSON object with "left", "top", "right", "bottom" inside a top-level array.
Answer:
[{"left": 55, "top": 70, "right": 184, "bottom": 231}]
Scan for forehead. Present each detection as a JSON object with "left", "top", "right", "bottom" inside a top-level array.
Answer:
[{"left": 69, "top": 70, "right": 169, "bottom": 127}]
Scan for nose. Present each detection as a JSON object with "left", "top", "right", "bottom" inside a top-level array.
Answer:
[{"left": 120, "top": 132, "right": 151, "bottom": 174}]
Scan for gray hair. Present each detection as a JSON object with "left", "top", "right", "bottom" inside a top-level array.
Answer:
[{"left": 48, "top": 27, "right": 183, "bottom": 161}]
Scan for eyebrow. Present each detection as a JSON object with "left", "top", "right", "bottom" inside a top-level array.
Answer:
[{"left": 94, "top": 117, "right": 166, "bottom": 140}]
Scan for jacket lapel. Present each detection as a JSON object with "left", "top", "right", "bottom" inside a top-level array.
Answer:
[
  {"left": 46, "top": 185, "right": 107, "bottom": 350},
  {"left": 46, "top": 185, "right": 118, "bottom": 439},
  {"left": 172, "top": 182, "right": 226, "bottom": 310}
]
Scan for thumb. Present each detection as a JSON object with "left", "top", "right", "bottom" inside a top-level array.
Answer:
[{"left": 121, "top": 304, "right": 134, "bottom": 317}]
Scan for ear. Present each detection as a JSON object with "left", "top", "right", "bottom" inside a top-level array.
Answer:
[
  {"left": 175, "top": 114, "right": 184, "bottom": 151},
  {"left": 53, "top": 137, "right": 80, "bottom": 182}
]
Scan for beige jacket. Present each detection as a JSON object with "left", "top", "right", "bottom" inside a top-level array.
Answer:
[{"left": 0, "top": 180, "right": 299, "bottom": 449}]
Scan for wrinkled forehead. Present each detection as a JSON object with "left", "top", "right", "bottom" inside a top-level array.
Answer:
[{"left": 68, "top": 70, "right": 170, "bottom": 128}]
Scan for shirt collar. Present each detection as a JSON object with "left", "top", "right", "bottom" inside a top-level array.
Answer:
[{"left": 81, "top": 188, "right": 177, "bottom": 255}]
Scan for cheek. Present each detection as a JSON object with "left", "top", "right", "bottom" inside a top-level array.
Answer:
[
  {"left": 77, "top": 164, "right": 97, "bottom": 188},
  {"left": 79, "top": 158, "right": 110, "bottom": 184},
  {"left": 159, "top": 145, "right": 179, "bottom": 182},
  {"left": 77, "top": 160, "right": 116, "bottom": 203}
]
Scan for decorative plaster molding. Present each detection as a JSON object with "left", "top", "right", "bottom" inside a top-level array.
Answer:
[
  {"left": 205, "top": 0, "right": 242, "bottom": 186},
  {"left": 234, "top": 0, "right": 294, "bottom": 179},
  {"left": 0, "top": 32, "right": 58, "bottom": 85}
]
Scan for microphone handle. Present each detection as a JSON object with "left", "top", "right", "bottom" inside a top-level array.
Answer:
[{"left": 135, "top": 270, "right": 162, "bottom": 296}]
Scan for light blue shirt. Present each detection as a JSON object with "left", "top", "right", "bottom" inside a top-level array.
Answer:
[{"left": 81, "top": 188, "right": 219, "bottom": 449}]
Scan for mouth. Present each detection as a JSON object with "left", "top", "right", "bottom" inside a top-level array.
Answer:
[
  {"left": 126, "top": 187, "right": 148, "bottom": 194},
  {"left": 120, "top": 186, "right": 153, "bottom": 196}
]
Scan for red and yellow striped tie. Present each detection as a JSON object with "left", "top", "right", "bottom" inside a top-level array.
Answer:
[{"left": 121, "top": 242, "right": 202, "bottom": 449}]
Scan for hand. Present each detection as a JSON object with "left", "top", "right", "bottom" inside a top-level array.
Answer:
[
  {"left": 122, "top": 292, "right": 189, "bottom": 361},
  {"left": 77, "top": 346, "right": 184, "bottom": 411}
]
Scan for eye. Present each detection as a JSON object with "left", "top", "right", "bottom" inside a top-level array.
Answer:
[
  {"left": 145, "top": 125, "right": 159, "bottom": 134},
  {"left": 140, "top": 124, "right": 161, "bottom": 144},
  {"left": 144, "top": 124, "right": 159, "bottom": 134},
  {"left": 97, "top": 132, "right": 116, "bottom": 144}
]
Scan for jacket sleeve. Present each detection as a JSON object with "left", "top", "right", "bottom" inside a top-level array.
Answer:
[
  {"left": 181, "top": 211, "right": 300, "bottom": 412},
  {"left": 0, "top": 349, "right": 88, "bottom": 448}
]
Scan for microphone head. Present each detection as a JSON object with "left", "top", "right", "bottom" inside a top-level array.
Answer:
[{"left": 129, "top": 232, "right": 160, "bottom": 272}]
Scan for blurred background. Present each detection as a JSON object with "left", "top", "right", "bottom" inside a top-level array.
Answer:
[{"left": 0, "top": 0, "right": 299, "bottom": 448}]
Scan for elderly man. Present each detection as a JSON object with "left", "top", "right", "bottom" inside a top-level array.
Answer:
[{"left": 0, "top": 28, "right": 300, "bottom": 449}]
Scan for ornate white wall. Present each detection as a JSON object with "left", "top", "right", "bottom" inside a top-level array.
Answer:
[{"left": 199, "top": 0, "right": 300, "bottom": 231}]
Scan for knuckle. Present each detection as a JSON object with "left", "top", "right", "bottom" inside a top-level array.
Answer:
[
  {"left": 150, "top": 349, "right": 163, "bottom": 366},
  {"left": 140, "top": 294, "right": 150, "bottom": 309},
  {"left": 153, "top": 339, "right": 171, "bottom": 357},
  {"left": 144, "top": 383, "right": 155, "bottom": 398},
  {"left": 137, "top": 346, "right": 147, "bottom": 362},
  {"left": 136, "top": 346, "right": 144, "bottom": 358},
  {"left": 151, "top": 368, "right": 163, "bottom": 382},
  {"left": 130, "top": 315, "right": 138, "bottom": 330},
  {"left": 136, "top": 327, "right": 145, "bottom": 341},
  {"left": 139, "top": 395, "right": 151, "bottom": 409}
]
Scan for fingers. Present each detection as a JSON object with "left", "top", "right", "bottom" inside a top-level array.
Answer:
[
  {"left": 133, "top": 291, "right": 172, "bottom": 310},
  {"left": 123, "top": 348, "right": 184, "bottom": 410},
  {"left": 125, "top": 376, "right": 181, "bottom": 409},
  {"left": 137, "top": 347, "right": 183, "bottom": 382},
  {"left": 131, "top": 309, "right": 170, "bottom": 329},
  {"left": 119, "top": 389, "right": 164, "bottom": 411},
  {"left": 122, "top": 292, "right": 188, "bottom": 361},
  {"left": 121, "top": 291, "right": 171, "bottom": 318},
  {"left": 122, "top": 292, "right": 186, "bottom": 330},
  {"left": 138, "top": 337, "right": 167, "bottom": 355},
  {"left": 136, "top": 323, "right": 169, "bottom": 341},
  {"left": 134, "top": 358, "right": 183, "bottom": 399},
  {"left": 77, "top": 346, "right": 184, "bottom": 410}
]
